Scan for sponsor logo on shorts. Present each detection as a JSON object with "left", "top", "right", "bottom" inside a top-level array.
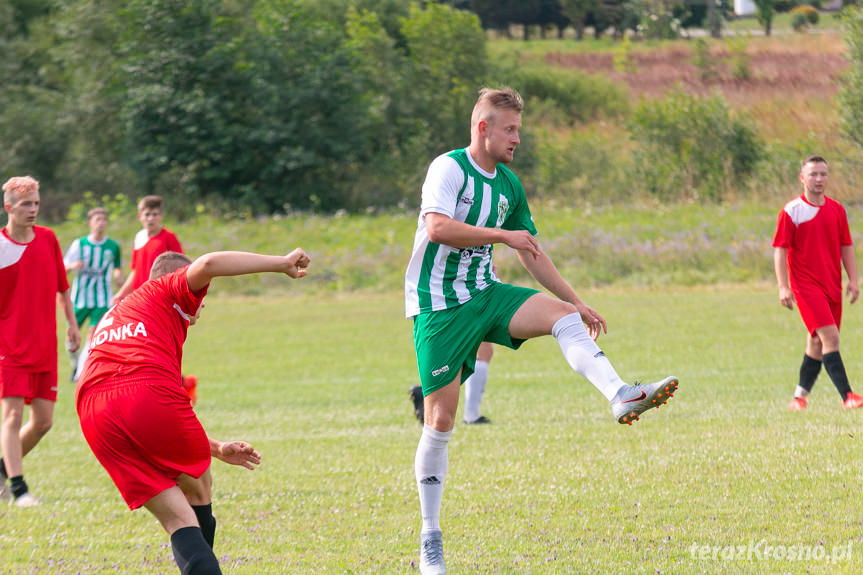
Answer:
[{"left": 431, "top": 365, "right": 450, "bottom": 377}]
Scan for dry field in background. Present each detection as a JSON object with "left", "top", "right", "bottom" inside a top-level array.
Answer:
[{"left": 539, "top": 33, "right": 851, "bottom": 154}]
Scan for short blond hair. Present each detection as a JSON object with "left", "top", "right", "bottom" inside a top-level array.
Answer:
[
  {"left": 138, "top": 195, "right": 163, "bottom": 213},
  {"left": 3, "top": 176, "right": 39, "bottom": 206},
  {"left": 150, "top": 251, "right": 192, "bottom": 280},
  {"left": 471, "top": 87, "right": 524, "bottom": 130}
]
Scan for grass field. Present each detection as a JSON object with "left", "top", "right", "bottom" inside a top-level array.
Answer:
[
  {"left": 49, "top": 198, "right": 863, "bottom": 296},
  {"left": 2, "top": 286, "right": 863, "bottom": 573}
]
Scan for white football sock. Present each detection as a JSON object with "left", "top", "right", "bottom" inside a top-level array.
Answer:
[
  {"left": 552, "top": 313, "right": 626, "bottom": 401},
  {"left": 415, "top": 424, "right": 451, "bottom": 533},
  {"left": 463, "top": 360, "right": 489, "bottom": 423},
  {"left": 794, "top": 385, "right": 810, "bottom": 399},
  {"left": 68, "top": 350, "right": 79, "bottom": 369},
  {"left": 73, "top": 337, "right": 90, "bottom": 382}
]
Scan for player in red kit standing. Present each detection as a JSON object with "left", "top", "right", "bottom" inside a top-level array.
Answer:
[
  {"left": 773, "top": 155, "right": 863, "bottom": 410},
  {"left": 77, "top": 247, "right": 310, "bottom": 574},
  {"left": 111, "top": 195, "right": 199, "bottom": 403},
  {"left": 113, "top": 195, "right": 182, "bottom": 302},
  {"left": 0, "top": 176, "right": 80, "bottom": 507}
]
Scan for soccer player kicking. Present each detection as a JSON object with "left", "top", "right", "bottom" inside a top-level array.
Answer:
[
  {"left": 0, "top": 176, "right": 81, "bottom": 507},
  {"left": 773, "top": 155, "right": 863, "bottom": 410},
  {"left": 404, "top": 87, "right": 678, "bottom": 575},
  {"left": 76, "top": 247, "right": 310, "bottom": 574}
]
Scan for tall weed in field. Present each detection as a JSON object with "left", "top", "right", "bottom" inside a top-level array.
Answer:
[
  {"left": 612, "top": 34, "right": 638, "bottom": 74},
  {"left": 693, "top": 38, "right": 719, "bottom": 82},
  {"left": 727, "top": 37, "right": 753, "bottom": 81},
  {"left": 627, "top": 90, "right": 764, "bottom": 201}
]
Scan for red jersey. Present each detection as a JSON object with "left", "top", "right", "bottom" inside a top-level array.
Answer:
[
  {"left": 77, "top": 267, "right": 208, "bottom": 396},
  {"left": 772, "top": 195, "right": 852, "bottom": 302},
  {"left": 130, "top": 228, "right": 182, "bottom": 291},
  {"left": 0, "top": 226, "right": 69, "bottom": 370}
]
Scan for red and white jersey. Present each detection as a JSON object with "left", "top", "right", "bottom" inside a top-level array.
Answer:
[
  {"left": 0, "top": 226, "right": 69, "bottom": 370},
  {"left": 77, "top": 267, "right": 208, "bottom": 394},
  {"left": 130, "top": 228, "right": 182, "bottom": 291},
  {"left": 773, "top": 195, "right": 852, "bottom": 301}
]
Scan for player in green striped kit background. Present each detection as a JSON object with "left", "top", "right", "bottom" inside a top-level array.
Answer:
[
  {"left": 64, "top": 207, "right": 122, "bottom": 382},
  {"left": 405, "top": 87, "right": 679, "bottom": 575}
]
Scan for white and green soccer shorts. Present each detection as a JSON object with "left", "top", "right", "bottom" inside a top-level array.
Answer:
[{"left": 412, "top": 282, "right": 539, "bottom": 396}]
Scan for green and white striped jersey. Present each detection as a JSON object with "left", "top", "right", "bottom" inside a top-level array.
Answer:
[
  {"left": 405, "top": 148, "right": 537, "bottom": 318},
  {"left": 64, "top": 235, "right": 122, "bottom": 310}
]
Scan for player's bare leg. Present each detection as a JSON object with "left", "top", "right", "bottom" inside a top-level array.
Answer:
[
  {"left": 20, "top": 398, "right": 53, "bottom": 457},
  {"left": 178, "top": 470, "right": 218, "bottom": 549},
  {"left": 0, "top": 397, "right": 39, "bottom": 505},
  {"left": 145, "top": 486, "right": 199, "bottom": 534},
  {"left": 1, "top": 398, "right": 25, "bottom": 478},
  {"left": 145, "top": 484, "right": 222, "bottom": 574}
]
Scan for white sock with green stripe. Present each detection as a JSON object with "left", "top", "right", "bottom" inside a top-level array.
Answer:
[{"left": 552, "top": 313, "right": 625, "bottom": 401}]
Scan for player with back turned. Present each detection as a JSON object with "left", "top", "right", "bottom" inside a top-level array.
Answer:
[{"left": 77, "top": 247, "right": 310, "bottom": 574}]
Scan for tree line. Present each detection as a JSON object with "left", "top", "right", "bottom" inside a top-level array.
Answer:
[
  {"left": 1, "top": 0, "right": 493, "bottom": 218},
  {"left": 2, "top": 0, "right": 861, "bottom": 219}
]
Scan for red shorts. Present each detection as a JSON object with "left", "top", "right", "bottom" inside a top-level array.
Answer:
[
  {"left": 0, "top": 366, "right": 58, "bottom": 402},
  {"left": 76, "top": 377, "right": 210, "bottom": 510},
  {"left": 795, "top": 289, "right": 842, "bottom": 336}
]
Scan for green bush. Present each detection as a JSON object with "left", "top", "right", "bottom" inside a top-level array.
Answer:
[
  {"left": 66, "top": 191, "right": 138, "bottom": 225},
  {"left": 627, "top": 91, "right": 764, "bottom": 202},
  {"left": 791, "top": 4, "right": 819, "bottom": 26},
  {"left": 791, "top": 10, "right": 810, "bottom": 30},
  {"left": 495, "top": 64, "right": 628, "bottom": 124}
]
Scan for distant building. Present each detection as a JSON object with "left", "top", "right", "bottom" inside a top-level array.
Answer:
[{"left": 734, "top": 0, "right": 756, "bottom": 15}]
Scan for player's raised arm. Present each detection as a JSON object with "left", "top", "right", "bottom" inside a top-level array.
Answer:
[{"left": 186, "top": 249, "right": 310, "bottom": 291}]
